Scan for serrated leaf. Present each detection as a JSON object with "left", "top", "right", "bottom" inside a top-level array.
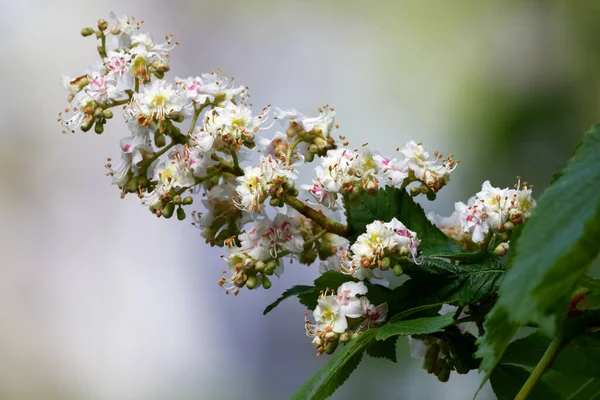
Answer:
[
  {"left": 490, "top": 124, "right": 600, "bottom": 334},
  {"left": 490, "top": 364, "right": 561, "bottom": 400},
  {"left": 291, "top": 329, "right": 377, "bottom": 400},
  {"left": 376, "top": 313, "right": 455, "bottom": 341},
  {"left": 501, "top": 331, "right": 600, "bottom": 378},
  {"left": 476, "top": 125, "right": 600, "bottom": 392},
  {"left": 400, "top": 254, "right": 505, "bottom": 308},
  {"left": 263, "top": 285, "right": 314, "bottom": 315},
  {"left": 366, "top": 335, "right": 397, "bottom": 362}
]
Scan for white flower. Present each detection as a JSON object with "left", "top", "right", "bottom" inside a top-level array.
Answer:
[
  {"left": 400, "top": 141, "right": 458, "bottom": 192},
  {"left": 361, "top": 298, "right": 388, "bottom": 326},
  {"left": 106, "top": 134, "right": 153, "bottom": 186},
  {"left": 234, "top": 155, "right": 296, "bottom": 213},
  {"left": 109, "top": 12, "right": 139, "bottom": 47},
  {"left": 335, "top": 282, "right": 368, "bottom": 318},
  {"left": 313, "top": 296, "right": 348, "bottom": 333},
  {"left": 126, "top": 79, "right": 191, "bottom": 131},
  {"left": 176, "top": 73, "right": 247, "bottom": 105},
  {"left": 351, "top": 218, "right": 419, "bottom": 266},
  {"left": 104, "top": 50, "right": 134, "bottom": 92},
  {"left": 374, "top": 154, "right": 409, "bottom": 187},
  {"left": 238, "top": 214, "right": 304, "bottom": 261},
  {"left": 201, "top": 102, "right": 266, "bottom": 150},
  {"left": 129, "top": 32, "right": 175, "bottom": 61}
]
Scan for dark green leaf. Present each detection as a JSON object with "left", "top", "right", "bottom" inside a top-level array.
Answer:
[
  {"left": 490, "top": 364, "right": 561, "bottom": 400},
  {"left": 364, "top": 282, "right": 392, "bottom": 306},
  {"left": 366, "top": 335, "right": 397, "bottom": 362},
  {"left": 477, "top": 125, "right": 600, "bottom": 389},
  {"left": 543, "top": 371, "right": 600, "bottom": 400},
  {"left": 263, "top": 285, "right": 314, "bottom": 315},
  {"left": 400, "top": 254, "right": 505, "bottom": 307},
  {"left": 291, "top": 329, "right": 377, "bottom": 400},
  {"left": 501, "top": 331, "right": 600, "bottom": 378},
  {"left": 489, "top": 125, "right": 600, "bottom": 334},
  {"left": 376, "top": 313, "right": 455, "bottom": 341}
]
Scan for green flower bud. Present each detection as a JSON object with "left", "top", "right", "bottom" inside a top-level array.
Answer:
[
  {"left": 261, "top": 275, "right": 272, "bottom": 289},
  {"left": 255, "top": 261, "right": 265, "bottom": 272},
  {"left": 305, "top": 152, "right": 315, "bottom": 162},
  {"left": 245, "top": 275, "right": 257, "bottom": 290},
  {"left": 410, "top": 187, "right": 420, "bottom": 197},
  {"left": 94, "top": 122, "right": 104, "bottom": 134},
  {"left": 265, "top": 261, "right": 277, "bottom": 275},
  {"left": 182, "top": 196, "right": 193, "bottom": 205},
  {"left": 154, "top": 132, "right": 166, "bottom": 147},
  {"left": 177, "top": 207, "right": 186, "bottom": 221},
  {"left": 299, "top": 248, "right": 318, "bottom": 265},
  {"left": 426, "top": 189, "right": 437, "bottom": 201},
  {"left": 323, "top": 340, "right": 339, "bottom": 355},
  {"left": 393, "top": 264, "right": 403, "bottom": 276},
  {"left": 103, "top": 109, "right": 114, "bottom": 119},
  {"left": 162, "top": 202, "right": 175, "bottom": 219},
  {"left": 81, "top": 27, "right": 95, "bottom": 37},
  {"left": 380, "top": 257, "right": 391, "bottom": 269},
  {"left": 172, "top": 195, "right": 182, "bottom": 204},
  {"left": 125, "top": 177, "right": 138, "bottom": 193},
  {"left": 339, "top": 332, "right": 350, "bottom": 343}
]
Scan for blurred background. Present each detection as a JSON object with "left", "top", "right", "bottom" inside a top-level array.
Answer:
[{"left": 2, "top": 1, "right": 600, "bottom": 399}]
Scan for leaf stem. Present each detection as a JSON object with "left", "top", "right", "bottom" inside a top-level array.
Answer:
[
  {"left": 230, "top": 150, "right": 243, "bottom": 175},
  {"left": 303, "top": 229, "right": 328, "bottom": 250},
  {"left": 514, "top": 330, "right": 563, "bottom": 400},
  {"left": 283, "top": 195, "right": 348, "bottom": 237}
]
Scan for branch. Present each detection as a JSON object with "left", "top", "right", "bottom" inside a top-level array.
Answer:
[{"left": 283, "top": 195, "right": 348, "bottom": 237}]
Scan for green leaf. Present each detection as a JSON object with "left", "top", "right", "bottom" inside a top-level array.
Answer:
[
  {"left": 376, "top": 313, "right": 455, "bottom": 341},
  {"left": 349, "top": 187, "right": 469, "bottom": 258},
  {"left": 363, "top": 282, "right": 392, "bottom": 306},
  {"left": 501, "top": 331, "right": 600, "bottom": 378},
  {"left": 489, "top": 125, "right": 600, "bottom": 334},
  {"left": 400, "top": 254, "right": 505, "bottom": 307},
  {"left": 263, "top": 285, "right": 314, "bottom": 315},
  {"left": 366, "top": 335, "right": 397, "bottom": 362},
  {"left": 490, "top": 364, "right": 561, "bottom": 400},
  {"left": 291, "top": 329, "right": 377, "bottom": 400},
  {"left": 543, "top": 371, "right": 600, "bottom": 400},
  {"left": 476, "top": 125, "right": 600, "bottom": 390}
]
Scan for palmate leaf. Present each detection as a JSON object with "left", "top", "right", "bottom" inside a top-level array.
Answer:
[
  {"left": 543, "top": 371, "right": 600, "bottom": 400},
  {"left": 291, "top": 329, "right": 378, "bottom": 400},
  {"left": 476, "top": 124, "right": 600, "bottom": 389},
  {"left": 366, "top": 335, "right": 398, "bottom": 362}
]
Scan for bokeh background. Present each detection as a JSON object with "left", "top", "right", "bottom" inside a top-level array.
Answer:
[{"left": 2, "top": 1, "right": 600, "bottom": 399}]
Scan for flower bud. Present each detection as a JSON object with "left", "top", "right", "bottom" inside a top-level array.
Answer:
[
  {"left": 493, "top": 242, "right": 509, "bottom": 257},
  {"left": 393, "top": 264, "right": 403, "bottom": 276},
  {"left": 172, "top": 195, "right": 182, "bottom": 204},
  {"left": 255, "top": 261, "right": 265, "bottom": 272},
  {"left": 349, "top": 332, "right": 360, "bottom": 340},
  {"left": 154, "top": 131, "right": 166, "bottom": 147},
  {"left": 265, "top": 261, "right": 277, "bottom": 275},
  {"left": 339, "top": 332, "right": 350, "bottom": 343},
  {"left": 323, "top": 340, "right": 339, "bottom": 355},
  {"left": 261, "top": 275, "right": 272, "bottom": 289},
  {"left": 97, "top": 19, "right": 108, "bottom": 31},
  {"left": 103, "top": 109, "right": 114, "bottom": 119},
  {"left": 410, "top": 187, "right": 420, "bottom": 197},
  {"left": 80, "top": 119, "right": 94, "bottom": 132},
  {"left": 81, "top": 27, "right": 95, "bottom": 37},
  {"left": 380, "top": 257, "right": 391, "bottom": 269},
  {"left": 94, "top": 122, "right": 104, "bottom": 134},
  {"left": 245, "top": 275, "right": 257, "bottom": 290},
  {"left": 162, "top": 203, "right": 175, "bottom": 219},
  {"left": 426, "top": 189, "right": 437, "bottom": 201},
  {"left": 305, "top": 152, "right": 315, "bottom": 162},
  {"left": 177, "top": 207, "right": 186, "bottom": 221},
  {"left": 182, "top": 196, "right": 194, "bottom": 205}
]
